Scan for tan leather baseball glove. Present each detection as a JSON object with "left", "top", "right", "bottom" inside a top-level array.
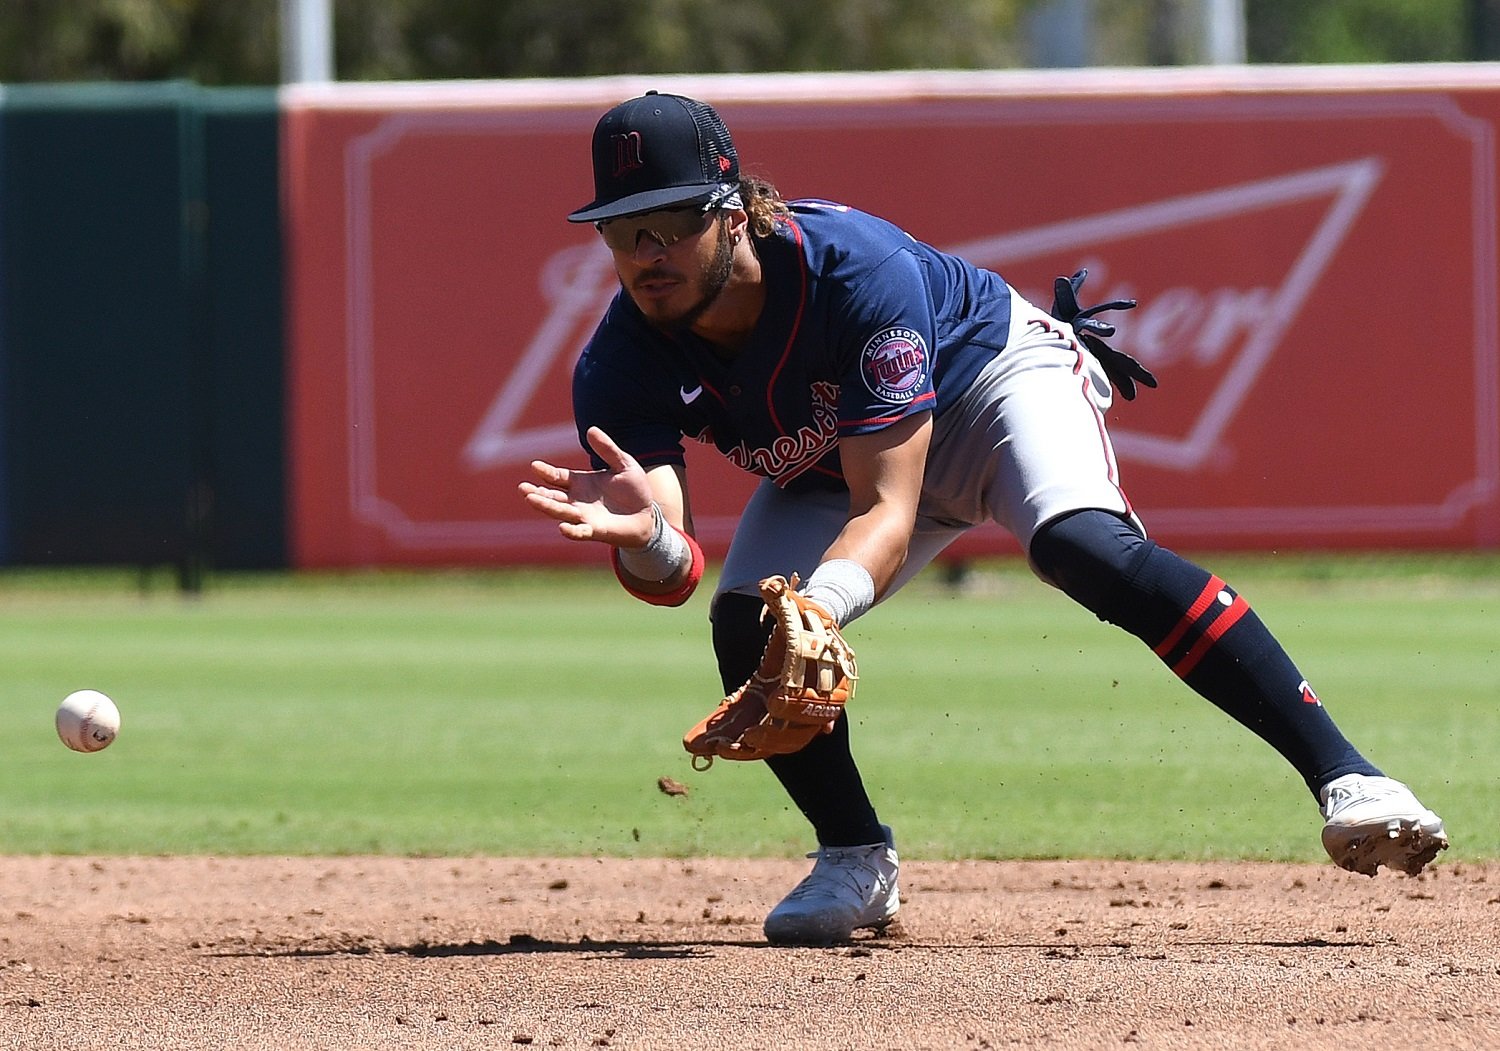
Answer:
[{"left": 683, "top": 575, "right": 858, "bottom": 767}]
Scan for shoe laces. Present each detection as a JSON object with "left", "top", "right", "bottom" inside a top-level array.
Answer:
[{"left": 785, "top": 842, "right": 890, "bottom": 903}]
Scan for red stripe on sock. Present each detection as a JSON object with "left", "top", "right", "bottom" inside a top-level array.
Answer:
[
  {"left": 1152, "top": 575, "right": 1226, "bottom": 659},
  {"left": 1173, "top": 594, "right": 1250, "bottom": 678}
]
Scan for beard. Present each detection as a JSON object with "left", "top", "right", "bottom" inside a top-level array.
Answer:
[{"left": 637, "top": 219, "right": 735, "bottom": 334}]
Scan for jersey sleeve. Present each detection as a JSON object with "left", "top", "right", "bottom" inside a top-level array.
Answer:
[
  {"left": 572, "top": 338, "right": 687, "bottom": 471},
  {"left": 831, "top": 247, "right": 938, "bottom": 436}
]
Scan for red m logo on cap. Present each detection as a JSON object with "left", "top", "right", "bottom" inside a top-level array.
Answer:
[{"left": 612, "top": 132, "right": 644, "bottom": 178}]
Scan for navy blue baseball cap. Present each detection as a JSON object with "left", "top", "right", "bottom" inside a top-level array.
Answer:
[{"left": 567, "top": 91, "right": 740, "bottom": 224}]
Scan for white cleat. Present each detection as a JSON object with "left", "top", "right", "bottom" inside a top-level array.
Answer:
[
  {"left": 764, "top": 825, "right": 900, "bottom": 946},
  {"left": 1320, "top": 774, "right": 1449, "bottom": 877}
]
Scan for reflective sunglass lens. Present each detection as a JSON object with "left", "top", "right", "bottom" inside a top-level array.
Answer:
[{"left": 599, "top": 208, "right": 711, "bottom": 251}]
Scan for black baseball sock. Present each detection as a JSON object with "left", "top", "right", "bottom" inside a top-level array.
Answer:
[
  {"left": 711, "top": 591, "right": 885, "bottom": 847},
  {"left": 1030, "top": 510, "right": 1380, "bottom": 795}
]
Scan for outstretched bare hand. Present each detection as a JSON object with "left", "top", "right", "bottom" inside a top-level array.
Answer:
[{"left": 518, "top": 426, "right": 656, "bottom": 547}]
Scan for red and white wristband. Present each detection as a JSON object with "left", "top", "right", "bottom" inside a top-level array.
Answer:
[{"left": 611, "top": 503, "right": 704, "bottom": 607}]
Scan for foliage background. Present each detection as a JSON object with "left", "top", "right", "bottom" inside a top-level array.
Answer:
[{"left": 0, "top": 0, "right": 1493, "bottom": 85}]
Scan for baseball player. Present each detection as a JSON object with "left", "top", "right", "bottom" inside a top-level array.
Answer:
[{"left": 519, "top": 92, "right": 1449, "bottom": 946}]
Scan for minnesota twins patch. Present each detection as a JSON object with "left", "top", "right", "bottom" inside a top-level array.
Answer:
[{"left": 859, "top": 327, "right": 930, "bottom": 404}]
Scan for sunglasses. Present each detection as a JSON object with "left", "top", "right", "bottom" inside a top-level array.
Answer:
[{"left": 596, "top": 207, "right": 717, "bottom": 252}]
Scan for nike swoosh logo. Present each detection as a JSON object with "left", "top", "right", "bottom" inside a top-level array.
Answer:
[{"left": 679, "top": 385, "right": 703, "bottom": 404}]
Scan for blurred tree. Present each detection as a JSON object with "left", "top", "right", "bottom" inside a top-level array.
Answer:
[
  {"left": 1245, "top": 0, "right": 1467, "bottom": 63},
  {"left": 380, "top": 0, "right": 1024, "bottom": 80},
  {"left": 0, "top": 0, "right": 278, "bottom": 83},
  {"left": 0, "top": 0, "right": 1485, "bottom": 84}
]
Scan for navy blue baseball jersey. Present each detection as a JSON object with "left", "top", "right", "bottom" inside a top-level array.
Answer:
[{"left": 572, "top": 201, "right": 1014, "bottom": 493}]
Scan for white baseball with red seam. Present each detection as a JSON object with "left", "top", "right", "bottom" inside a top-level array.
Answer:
[{"left": 56, "top": 690, "right": 121, "bottom": 753}]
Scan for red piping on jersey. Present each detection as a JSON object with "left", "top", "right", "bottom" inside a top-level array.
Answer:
[
  {"left": 764, "top": 218, "right": 809, "bottom": 435},
  {"left": 757, "top": 217, "right": 835, "bottom": 488},
  {"left": 840, "top": 390, "right": 936, "bottom": 431},
  {"left": 633, "top": 447, "right": 689, "bottom": 465}
]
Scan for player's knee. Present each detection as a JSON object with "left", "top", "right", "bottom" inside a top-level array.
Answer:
[
  {"left": 710, "top": 590, "right": 774, "bottom": 693},
  {"left": 1029, "top": 509, "right": 1151, "bottom": 619}
]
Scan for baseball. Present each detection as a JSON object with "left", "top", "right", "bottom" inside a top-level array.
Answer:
[{"left": 56, "top": 690, "right": 121, "bottom": 753}]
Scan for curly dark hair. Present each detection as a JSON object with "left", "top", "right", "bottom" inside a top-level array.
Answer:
[{"left": 741, "top": 173, "right": 791, "bottom": 238}]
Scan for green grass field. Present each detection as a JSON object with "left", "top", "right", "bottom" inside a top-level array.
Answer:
[{"left": 1, "top": 554, "right": 1495, "bottom": 862}]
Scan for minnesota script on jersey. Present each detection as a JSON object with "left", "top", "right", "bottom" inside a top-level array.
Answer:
[{"left": 572, "top": 201, "right": 1014, "bottom": 492}]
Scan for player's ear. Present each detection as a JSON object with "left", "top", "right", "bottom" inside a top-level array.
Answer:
[{"left": 724, "top": 207, "right": 750, "bottom": 244}]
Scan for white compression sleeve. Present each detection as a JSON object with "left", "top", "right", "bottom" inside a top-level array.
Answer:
[
  {"left": 615, "top": 503, "right": 690, "bottom": 583},
  {"left": 801, "top": 558, "right": 877, "bottom": 626}
]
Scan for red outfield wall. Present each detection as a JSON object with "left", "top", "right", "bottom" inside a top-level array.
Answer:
[{"left": 282, "top": 67, "right": 1500, "bottom": 567}]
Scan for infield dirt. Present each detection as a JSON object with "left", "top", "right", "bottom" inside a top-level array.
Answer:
[{"left": 1, "top": 855, "right": 1496, "bottom": 1050}]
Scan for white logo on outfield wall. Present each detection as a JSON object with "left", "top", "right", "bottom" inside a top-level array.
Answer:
[
  {"left": 462, "top": 158, "right": 1382, "bottom": 475},
  {"left": 338, "top": 97, "right": 1498, "bottom": 550}
]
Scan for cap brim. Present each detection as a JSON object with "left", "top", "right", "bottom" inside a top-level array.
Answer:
[{"left": 566, "top": 184, "right": 719, "bottom": 224}]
